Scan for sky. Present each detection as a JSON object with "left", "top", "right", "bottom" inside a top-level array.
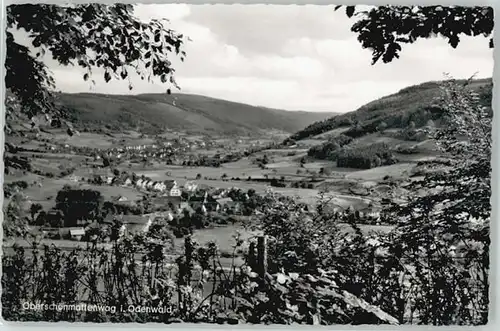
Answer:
[{"left": 15, "top": 4, "right": 494, "bottom": 113}]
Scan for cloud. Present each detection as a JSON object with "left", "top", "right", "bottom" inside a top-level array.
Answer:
[
  {"left": 133, "top": 4, "right": 191, "bottom": 22},
  {"left": 13, "top": 4, "right": 493, "bottom": 113},
  {"left": 185, "top": 5, "right": 356, "bottom": 55}
]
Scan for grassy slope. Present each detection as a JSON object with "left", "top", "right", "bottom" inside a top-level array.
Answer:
[
  {"left": 290, "top": 78, "right": 493, "bottom": 141},
  {"left": 56, "top": 92, "right": 337, "bottom": 136}
]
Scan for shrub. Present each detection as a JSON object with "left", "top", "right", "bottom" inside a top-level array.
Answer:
[{"left": 396, "top": 145, "right": 420, "bottom": 154}]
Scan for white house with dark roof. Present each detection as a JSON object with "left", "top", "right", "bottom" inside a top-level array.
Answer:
[
  {"left": 165, "top": 180, "right": 181, "bottom": 196},
  {"left": 69, "top": 228, "right": 85, "bottom": 240},
  {"left": 153, "top": 181, "right": 166, "bottom": 192},
  {"left": 183, "top": 181, "right": 198, "bottom": 192},
  {"left": 113, "top": 214, "right": 153, "bottom": 234}
]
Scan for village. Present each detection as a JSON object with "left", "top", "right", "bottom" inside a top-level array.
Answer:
[{"left": 5, "top": 125, "right": 390, "bottom": 253}]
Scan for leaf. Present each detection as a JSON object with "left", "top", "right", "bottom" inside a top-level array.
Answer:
[
  {"left": 83, "top": 73, "right": 89, "bottom": 81},
  {"left": 334, "top": 5, "right": 342, "bottom": 11},
  {"left": 306, "top": 274, "right": 318, "bottom": 282},
  {"left": 342, "top": 291, "right": 399, "bottom": 325},
  {"left": 275, "top": 283, "right": 288, "bottom": 294},
  {"left": 346, "top": 6, "right": 356, "bottom": 18},
  {"left": 104, "top": 71, "right": 111, "bottom": 83},
  {"left": 449, "top": 35, "right": 460, "bottom": 48},
  {"left": 276, "top": 273, "right": 288, "bottom": 284},
  {"left": 120, "top": 69, "right": 128, "bottom": 79},
  {"left": 235, "top": 297, "right": 254, "bottom": 309}
]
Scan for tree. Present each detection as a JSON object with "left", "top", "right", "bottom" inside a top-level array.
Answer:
[
  {"left": 35, "top": 210, "right": 47, "bottom": 226},
  {"left": 55, "top": 187, "right": 104, "bottom": 226},
  {"left": 3, "top": 193, "right": 29, "bottom": 238},
  {"left": 5, "top": 4, "right": 186, "bottom": 133},
  {"left": 376, "top": 121, "right": 388, "bottom": 133},
  {"left": 384, "top": 77, "right": 491, "bottom": 324},
  {"left": 335, "top": 5, "right": 493, "bottom": 64},
  {"left": 29, "top": 203, "right": 43, "bottom": 223},
  {"left": 320, "top": 167, "right": 332, "bottom": 176},
  {"left": 426, "top": 119, "right": 436, "bottom": 128}
]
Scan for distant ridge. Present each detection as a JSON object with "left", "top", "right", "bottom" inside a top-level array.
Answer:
[{"left": 55, "top": 92, "right": 338, "bottom": 136}]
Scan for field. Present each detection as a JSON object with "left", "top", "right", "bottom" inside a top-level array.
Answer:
[{"left": 344, "top": 163, "right": 416, "bottom": 181}]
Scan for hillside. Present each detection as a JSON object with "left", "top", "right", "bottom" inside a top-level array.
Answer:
[
  {"left": 55, "top": 92, "right": 337, "bottom": 136},
  {"left": 290, "top": 78, "right": 492, "bottom": 141}
]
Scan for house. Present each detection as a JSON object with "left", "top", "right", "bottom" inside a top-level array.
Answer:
[
  {"left": 153, "top": 181, "right": 166, "bottom": 192},
  {"left": 136, "top": 179, "right": 149, "bottom": 189},
  {"left": 68, "top": 175, "right": 80, "bottom": 182},
  {"left": 179, "top": 201, "right": 190, "bottom": 210},
  {"left": 216, "top": 197, "right": 235, "bottom": 212},
  {"left": 59, "top": 227, "right": 85, "bottom": 240},
  {"left": 70, "top": 228, "right": 85, "bottom": 241},
  {"left": 115, "top": 195, "right": 128, "bottom": 202},
  {"left": 183, "top": 181, "right": 198, "bottom": 192},
  {"left": 113, "top": 196, "right": 133, "bottom": 206},
  {"left": 117, "top": 214, "right": 152, "bottom": 234},
  {"left": 40, "top": 227, "right": 61, "bottom": 238},
  {"left": 165, "top": 180, "right": 181, "bottom": 196}
]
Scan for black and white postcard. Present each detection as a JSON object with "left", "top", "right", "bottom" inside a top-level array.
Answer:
[{"left": 1, "top": 3, "right": 493, "bottom": 325}]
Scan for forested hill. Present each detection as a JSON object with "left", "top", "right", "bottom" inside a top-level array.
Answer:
[
  {"left": 289, "top": 78, "right": 492, "bottom": 141},
  {"left": 55, "top": 92, "right": 337, "bottom": 136}
]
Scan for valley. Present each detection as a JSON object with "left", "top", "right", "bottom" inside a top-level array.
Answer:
[{"left": 5, "top": 79, "right": 477, "bottom": 258}]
